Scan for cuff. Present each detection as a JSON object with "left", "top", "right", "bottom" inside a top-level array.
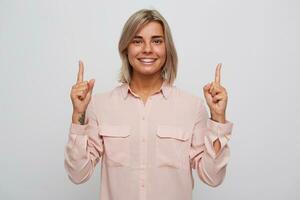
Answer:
[
  {"left": 205, "top": 119, "right": 233, "bottom": 159},
  {"left": 69, "top": 123, "right": 88, "bottom": 135}
]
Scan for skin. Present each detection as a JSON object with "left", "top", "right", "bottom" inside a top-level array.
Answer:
[
  {"left": 203, "top": 63, "right": 227, "bottom": 124},
  {"left": 126, "top": 21, "right": 166, "bottom": 104},
  {"left": 70, "top": 60, "right": 95, "bottom": 125},
  {"left": 70, "top": 22, "right": 229, "bottom": 154},
  {"left": 203, "top": 63, "right": 228, "bottom": 154}
]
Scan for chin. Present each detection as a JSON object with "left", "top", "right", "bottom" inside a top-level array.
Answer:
[{"left": 137, "top": 65, "right": 162, "bottom": 76}]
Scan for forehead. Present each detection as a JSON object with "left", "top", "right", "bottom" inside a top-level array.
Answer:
[{"left": 135, "top": 21, "right": 164, "bottom": 36}]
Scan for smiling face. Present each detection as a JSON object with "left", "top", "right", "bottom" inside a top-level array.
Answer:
[{"left": 127, "top": 21, "right": 166, "bottom": 78}]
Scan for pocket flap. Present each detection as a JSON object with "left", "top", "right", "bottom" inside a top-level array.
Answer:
[
  {"left": 156, "top": 125, "right": 189, "bottom": 141},
  {"left": 100, "top": 123, "right": 131, "bottom": 137}
]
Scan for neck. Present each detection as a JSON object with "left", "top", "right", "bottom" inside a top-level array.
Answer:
[{"left": 129, "top": 71, "right": 164, "bottom": 97}]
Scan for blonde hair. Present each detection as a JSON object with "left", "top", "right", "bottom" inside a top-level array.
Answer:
[{"left": 118, "top": 9, "right": 178, "bottom": 85}]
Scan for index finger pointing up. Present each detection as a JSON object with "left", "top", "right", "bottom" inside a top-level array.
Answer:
[
  {"left": 214, "top": 63, "right": 222, "bottom": 84},
  {"left": 77, "top": 60, "right": 84, "bottom": 83}
]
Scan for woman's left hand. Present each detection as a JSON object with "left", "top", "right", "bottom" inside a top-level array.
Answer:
[{"left": 203, "top": 63, "right": 228, "bottom": 123}]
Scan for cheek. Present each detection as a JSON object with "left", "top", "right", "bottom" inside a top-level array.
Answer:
[
  {"left": 127, "top": 48, "right": 138, "bottom": 62},
  {"left": 127, "top": 52, "right": 134, "bottom": 62},
  {"left": 157, "top": 48, "right": 166, "bottom": 61},
  {"left": 155, "top": 45, "right": 166, "bottom": 58}
]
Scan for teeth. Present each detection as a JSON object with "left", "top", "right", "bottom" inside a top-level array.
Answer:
[{"left": 139, "top": 58, "right": 156, "bottom": 63}]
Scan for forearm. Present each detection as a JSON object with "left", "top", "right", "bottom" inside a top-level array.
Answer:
[
  {"left": 210, "top": 114, "right": 225, "bottom": 155},
  {"left": 197, "top": 145, "right": 229, "bottom": 187},
  {"left": 64, "top": 127, "right": 93, "bottom": 184},
  {"left": 64, "top": 123, "right": 101, "bottom": 184},
  {"left": 72, "top": 111, "right": 86, "bottom": 125}
]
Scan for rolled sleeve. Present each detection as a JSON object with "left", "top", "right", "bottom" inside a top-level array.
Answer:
[
  {"left": 189, "top": 97, "right": 234, "bottom": 187},
  {"left": 205, "top": 119, "right": 233, "bottom": 159},
  {"left": 64, "top": 95, "right": 104, "bottom": 184},
  {"left": 69, "top": 123, "right": 88, "bottom": 133}
]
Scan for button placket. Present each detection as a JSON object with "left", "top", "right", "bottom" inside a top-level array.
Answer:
[{"left": 138, "top": 96, "right": 152, "bottom": 200}]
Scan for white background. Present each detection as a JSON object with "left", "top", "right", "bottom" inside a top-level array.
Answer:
[{"left": 1, "top": 0, "right": 299, "bottom": 199}]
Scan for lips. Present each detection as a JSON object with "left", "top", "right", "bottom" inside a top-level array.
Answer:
[{"left": 138, "top": 58, "right": 157, "bottom": 64}]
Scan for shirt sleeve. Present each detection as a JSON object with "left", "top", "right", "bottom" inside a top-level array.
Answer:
[
  {"left": 64, "top": 95, "right": 104, "bottom": 184},
  {"left": 189, "top": 97, "right": 233, "bottom": 187}
]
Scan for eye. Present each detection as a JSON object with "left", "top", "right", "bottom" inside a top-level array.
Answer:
[
  {"left": 132, "top": 39, "right": 143, "bottom": 44},
  {"left": 153, "top": 39, "right": 163, "bottom": 44}
]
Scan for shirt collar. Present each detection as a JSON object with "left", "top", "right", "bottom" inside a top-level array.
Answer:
[{"left": 121, "top": 79, "right": 172, "bottom": 100}]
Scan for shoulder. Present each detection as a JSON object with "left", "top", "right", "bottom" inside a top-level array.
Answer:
[
  {"left": 171, "top": 85, "right": 205, "bottom": 106},
  {"left": 91, "top": 83, "right": 124, "bottom": 103}
]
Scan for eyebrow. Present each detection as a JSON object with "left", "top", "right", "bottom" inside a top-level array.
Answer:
[{"left": 133, "top": 35, "right": 164, "bottom": 39}]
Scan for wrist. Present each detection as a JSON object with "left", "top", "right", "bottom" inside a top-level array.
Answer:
[
  {"left": 72, "top": 111, "right": 86, "bottom": 125},
  {"left": 73, "top": 110, "right": 85, "bottom": 115},
  {"left": 210, "top": 114, "right": 226, "bottom": 123}
]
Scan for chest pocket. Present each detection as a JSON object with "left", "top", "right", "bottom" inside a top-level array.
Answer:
[
  {"left": 156, "top": 125, "right": 191, "bottom": 169},
  {"left": 99, "top": 123, "right": 131, "bottom": 167}
]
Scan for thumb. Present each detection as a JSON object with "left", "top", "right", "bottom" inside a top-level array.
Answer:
[
  {"left": 88, "top": 79, "right": 95, "bottom": 90},
  {"left": 203, "top": 83, "right": 213, "bottom": 106},
  {"left": 86, "top": 79, "right": 95, "bottom": 97},
  {"left": 203, "top": 83, "right": 211, "bottom": 94}
]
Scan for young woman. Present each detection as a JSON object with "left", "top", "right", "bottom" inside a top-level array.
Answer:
[{"left": 65, "top": 9, "right": 233, "bottom": 200}]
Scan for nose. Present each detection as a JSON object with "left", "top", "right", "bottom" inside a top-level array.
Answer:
[{"left": 142, "top": 41, "right": 152, "bottom": 53}]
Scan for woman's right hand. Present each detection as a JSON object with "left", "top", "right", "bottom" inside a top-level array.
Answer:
[{"left": 70, "top": 60, "right": 95, "bottom": 116}]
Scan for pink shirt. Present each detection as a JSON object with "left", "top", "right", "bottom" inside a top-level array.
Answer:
[{"left": 64, "top": 80, "right": 233, "bottom": 200}]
